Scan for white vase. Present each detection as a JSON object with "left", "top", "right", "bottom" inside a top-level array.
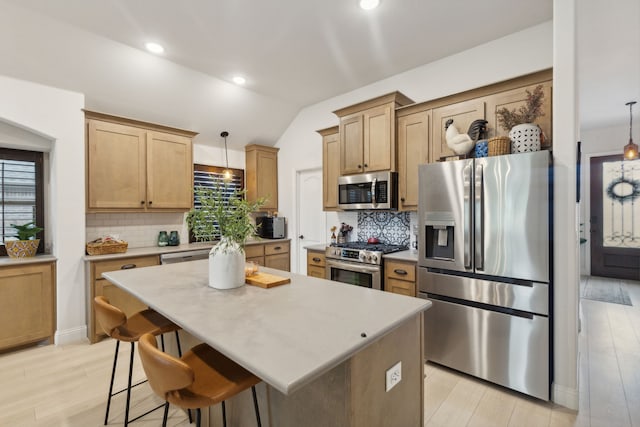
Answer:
[
  {"left": 208, "top": 237, "right": 246, "bottom": 289},
  {"left": 508, "top": 123, "right": 541, "bottom": 153}
]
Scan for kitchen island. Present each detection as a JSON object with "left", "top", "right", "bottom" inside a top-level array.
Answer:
[{"left": 103, "top": 261, "right": 430, "bottom": 426}]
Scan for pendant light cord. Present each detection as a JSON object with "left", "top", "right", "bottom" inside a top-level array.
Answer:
[{"left": 628, "top": 101, "right": 637, "bottom": 143}]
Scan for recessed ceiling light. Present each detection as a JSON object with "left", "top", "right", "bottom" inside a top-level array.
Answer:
[
  {"left": 145, "top": 42, "right": 164, "bottom": 54},
  {"left": 359, "top": 0, "right": 380, "bottom": 10},
  {"left": 232, "top": 76, "right": 246, "bottom": 85}
]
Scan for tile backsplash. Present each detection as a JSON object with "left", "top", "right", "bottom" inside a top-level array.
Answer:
[
  {"left": 357, "top": 211, "right": 412, "bottom": 246},
  {"left": 86, "top": 213, "right": 188, "bottom": 248}
]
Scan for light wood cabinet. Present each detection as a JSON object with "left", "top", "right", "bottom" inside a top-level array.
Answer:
[
  {"left": 306, "top": 249, "right": 326, "bottom": 279},
  {"left": 485, "top": 80, "right": 553, "bottom": 149},
  {"left": 85, "top": 111, "right": 196, "bottom": 212},
  {"left": 0, "top": 261, "right": 56, "bottom": 351},
  {"left": 88, "top": 255, "right": 159, "bottom": 343},
  {"left": 245, "top": 241, "right": 290, "bottom": 271},
  {"left": 317, "top": 126, "right": 340, "bottom": 211},
  {"left": 334, "top": 92, "right": 413, "bottom": 175},
  {"left": 245, "top": 144, "right": 279, "bottom": 212},
  {"left": 384, "top": 259, "right": 416, "bottom": 297},
  {"left": 396, "top": 110, "right": 431, "bottom": 211},
  {"left": 432, "top": 99, "right": 486, "bottom": 161}
]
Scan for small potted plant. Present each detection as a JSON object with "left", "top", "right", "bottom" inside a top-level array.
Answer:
[
  {"left": 5, "top": 222, "right": 43, "bottom": 258},
  {"left": 496, "top": 84, "right": 546, "bottom": 153},
  {"left": 186, "top": 184, "right": 265, "bottom": 289}
]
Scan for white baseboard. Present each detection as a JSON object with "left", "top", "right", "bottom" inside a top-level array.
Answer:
[
  {"left": 552, "top": 383, "right": 579, "bottom": 410},
  {"left": 54, "top": 325, "right": 88, "bottom": 345}
]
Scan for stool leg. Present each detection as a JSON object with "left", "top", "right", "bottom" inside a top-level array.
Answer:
[
  {"left": 104, "top": 340, "right": 120, "bottom": 425},
  {"left": 160, "top": 334, "right": 166, "bottom": 351},
  {"left": 175, "top": 330, "right": 183, "bottom": 357},
  {"left": 162, "top": 402, "right": 169, "bottom": 427},
  {"left": 222, "top": 401, "right": 227, "bottom": 427},
  {"left": 124, "top": 342, "right": 135, "bottom": 427},
  {"left": 196, "top": 408, "right": 202, "bottom": 427},
  {"left": 252, "top": 386, "right": 262, "bottom": 427}
]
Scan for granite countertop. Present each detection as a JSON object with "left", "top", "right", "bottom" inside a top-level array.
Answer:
[
  {"left": 83, "top": 238, "right": 291, "bottom": 261},
  {"left": 0, "top": 254, "right": 57, "bottom": 266},
  {"left": 103, "top": 262, "right": 430, "bottom": 395}
]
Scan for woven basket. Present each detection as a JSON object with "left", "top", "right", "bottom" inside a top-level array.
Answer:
[
  {"left": 86, "top": 241, "right": 128, "bottom": 255},
  {"left": 488, "top": 136, "right": 511, "bottom": 156}
]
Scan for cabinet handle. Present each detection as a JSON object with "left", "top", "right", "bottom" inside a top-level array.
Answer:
[
  {"left": 312, "top": 257, "right": 321, "bottom": 262},
  {"left": 148, "top": 201, "right": 153, "bottom": 205},
  {"left": 394, "top": 269, "right": 408, "bottom": 275},
  {"left": 121, "top": 264, "right": 137, "bottom": 270},
  {"left": 274, "top": 246, "right": 281, "bottom": 250},
  {"left": 140, "top": 201, "right": 145, "bottom": 205},
  {"left": 400, "top": 197, "right": 405, "bottom": 202},
  {"left": 358, "top": 164, "right": 362, "bottom": 168},
  {"left": 364, "top": 163, "right": 368, "bottom": 168}
]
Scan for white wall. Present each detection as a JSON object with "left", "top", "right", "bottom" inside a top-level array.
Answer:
[{"left": 0, "top": 74, "right": 86, "bottom": 344}]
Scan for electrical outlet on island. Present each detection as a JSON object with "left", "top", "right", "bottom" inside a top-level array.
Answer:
[{"left": 385, "top": 361, "right": 402, "bottom": 392}]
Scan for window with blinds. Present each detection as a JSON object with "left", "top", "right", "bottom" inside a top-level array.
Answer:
[
  {"left": 191, "top": 164, "right": 245, "bottom": 242},
  {"left": 0, "top": 148, "right": 44, "bottom": 255}
]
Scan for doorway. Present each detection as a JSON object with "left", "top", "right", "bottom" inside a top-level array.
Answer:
[
  {"left": 295, "top": 168, "right": 325, "bottom": 274},
  {"left": 590, "top": 155, "right": 640, "bottom": 279}
]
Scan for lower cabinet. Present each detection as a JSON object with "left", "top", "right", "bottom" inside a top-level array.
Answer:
[
  {"left": 88, "top": 255, "right": 159, "bottom": 343},
  {"left": 0, "top": 261, "right": 56, "bottom": 351},
  {"left": 245, "top": 240, "right": 291, "bottom": 272},
  {"left": 306, "top": 249, "right": 326, "bottom": 278},
  {"left": 384, "top": 259, "right": 416, "bottom": 297}
]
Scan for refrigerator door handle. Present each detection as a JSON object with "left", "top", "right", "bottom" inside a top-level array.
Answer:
[
  {"left": 463, "top": 163, "right": 472, "bottom": 269},
  {"left": 475, "top": 163, "right": 484, "bottom": 270}
]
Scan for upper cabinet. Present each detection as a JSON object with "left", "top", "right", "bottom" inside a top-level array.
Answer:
[
  {"left": 245, "top": 144, "right": 279, "bottom": 212},
  {"left": 431, "top": 100, "right": 486, "bottom": 161},
  {"left": 333, "top": 92, "right": 413, "bottom": 175},
  {"left": 485, "top": 80, "right": 553, "bottom": 149},
  {"left": 85, "top": 111, "right": 196, "bottom": 212},
  {"left": 396, "top": 109, "right": 431, "bottom": 211},
  {"left": 317, "top": 126, "right": 340, "bottom": 211}
]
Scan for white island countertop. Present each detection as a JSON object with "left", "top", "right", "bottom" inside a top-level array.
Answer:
[{"left": 103, "top": 261, "right": 430, "bottom": 395}]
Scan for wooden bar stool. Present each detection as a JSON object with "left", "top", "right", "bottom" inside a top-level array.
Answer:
[
  {"left": 93, "top": 296, "right": 184, "bottom": 426},
  {"left": 138, "top": 333, "right": 262, "bottom": 427}
]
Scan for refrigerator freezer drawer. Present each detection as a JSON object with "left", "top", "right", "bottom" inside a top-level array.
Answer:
[
  {"left": 423, "top": 296, "right": 549, "bottom": 401},
  {"left": 419, "top": 269, "right": 549, "bottom": 315}
]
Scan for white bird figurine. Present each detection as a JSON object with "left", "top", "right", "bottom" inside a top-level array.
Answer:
[{"left": 445, "top": 118, "right": 488, "bottom": 155}]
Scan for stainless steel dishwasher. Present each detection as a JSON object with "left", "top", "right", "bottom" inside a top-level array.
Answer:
[{"left": 160, "top": 248, "right": 210, "bottom": 264}]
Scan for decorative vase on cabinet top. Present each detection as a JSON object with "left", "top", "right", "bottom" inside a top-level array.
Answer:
[{"left": 509, "top": 123, "right": 541, "bottom": 153}]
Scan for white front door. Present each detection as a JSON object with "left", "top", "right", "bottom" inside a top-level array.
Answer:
[{"left": 296, "top": 168, "right": 325, "bottom": 274}]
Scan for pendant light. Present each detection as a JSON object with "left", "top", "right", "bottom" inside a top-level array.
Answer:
[
  {"left": 221, "top": 131, "right": 232, "bottom": 180},
  {"left": 623, "top": 101, "right": 638, "bottom": 160}
]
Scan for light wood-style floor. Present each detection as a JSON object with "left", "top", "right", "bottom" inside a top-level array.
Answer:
[{"left": 1, "top": 277, "right": 638, "bottom": 426}]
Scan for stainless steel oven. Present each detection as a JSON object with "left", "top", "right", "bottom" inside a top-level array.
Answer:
[{"left": 325, "top": 258, "right": 382, "bottom": 290}]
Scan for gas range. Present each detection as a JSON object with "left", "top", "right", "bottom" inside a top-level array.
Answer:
[{"left": 325, "top": 242, "right": 408, "bottom": 265}]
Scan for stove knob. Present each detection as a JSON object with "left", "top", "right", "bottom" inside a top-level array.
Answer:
[
  {"left": 371, "top": 254, "right": 378, "bottom": 263},
  {"left": 366, "top": 254, "right": 373, "bottom": 262},
  {"left": 359, "top": 253, "right": 366, "bottom": 261}
]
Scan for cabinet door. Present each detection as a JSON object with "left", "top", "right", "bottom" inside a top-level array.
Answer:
[
  {"left": 307, "top": 266, "right": 326, "bottom": 279},
  {"left": 363, "top": 104, "right": 393, "bottom": 172},
  {"left": 265, "top": 253, "right": 290, "bottom": 271},
  {"left": 485, "top": 81, "right": 552, "bottom": 149},
  {"left": 340, "top": 113, "right": 364, "bottom": 175},
  {"left": 146, "top": 131, "right": 193, "bottom": 209},
  {"left": 87, "top": 120, "right": 146, "bottom": 210},
  {"left": 432, "top": 100, "right": 486, "bottom": 161},
  {"left": 0, "top": 262, "right": 55, "bottom": 350},
  {"left": 322, "top": 131, "right": 340, "bottom": 210},
  {"left": 385, "top": 278, "right": 416, "bottom": 297},
  {"left": 397, "top": 110, "right": 430, "bottom": 211}
]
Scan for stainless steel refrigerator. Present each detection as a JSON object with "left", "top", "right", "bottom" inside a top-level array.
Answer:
[{"left": 417, "top": 150, "right": 552, "bottom": 401}]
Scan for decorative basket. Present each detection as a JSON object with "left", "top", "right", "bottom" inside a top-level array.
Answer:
[
  {"left": 86, "top": 241, "right": 128, "bottom": 255},
  {"left": 487, "top": 136, "right": 511, "bottom": 156},
  {"left": 5, "top": 239, "right": 40, "bottom": 258}
]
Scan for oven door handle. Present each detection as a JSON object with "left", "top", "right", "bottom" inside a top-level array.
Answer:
[{"left": 326, "top": 259, "right": 381, "bottom": 274}]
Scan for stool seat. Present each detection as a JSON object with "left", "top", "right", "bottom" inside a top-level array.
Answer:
[{"left": 139, "top": 333, "right": 262, "bottom": 427}]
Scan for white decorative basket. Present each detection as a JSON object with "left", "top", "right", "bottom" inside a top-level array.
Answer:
[{"left": 509, "top": 123, "right": 541, "bottom": 153}]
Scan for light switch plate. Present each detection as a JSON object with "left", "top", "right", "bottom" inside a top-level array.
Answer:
[{"left": 385, "top": 361, "right": 402, "bottom": 392}]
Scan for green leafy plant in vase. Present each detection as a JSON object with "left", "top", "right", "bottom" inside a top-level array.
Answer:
[
  {"left": 186, "top": 184, "right": 265, "bottom": 289},
  {"left": 5, "top": 221, "right": 43, "bottom": 257}
]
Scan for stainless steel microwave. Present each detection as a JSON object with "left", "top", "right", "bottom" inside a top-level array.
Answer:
[{"left": 337, "top": 171, "right": 397, "bottom": 210}]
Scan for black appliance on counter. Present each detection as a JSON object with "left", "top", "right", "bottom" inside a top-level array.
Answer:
[{"left": 256, "top": 216, "right": 286, "bottom": 239}]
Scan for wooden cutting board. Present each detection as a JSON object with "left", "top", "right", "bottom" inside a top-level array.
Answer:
[{"left": 246, "top": 272, "right": 291, "bottom": 288}]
